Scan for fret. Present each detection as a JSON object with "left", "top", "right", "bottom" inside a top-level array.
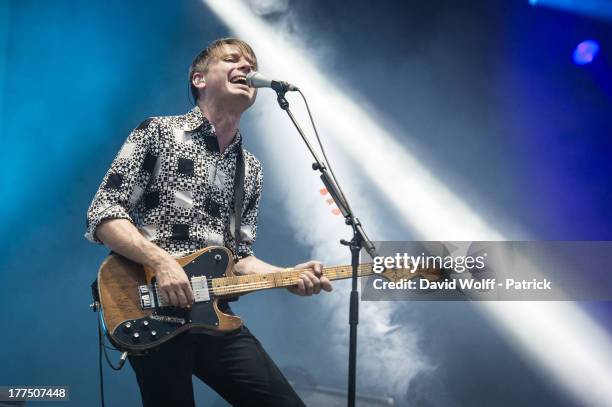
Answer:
[{"left": 210, "top": 263, "right": 377, "bottom": 296}]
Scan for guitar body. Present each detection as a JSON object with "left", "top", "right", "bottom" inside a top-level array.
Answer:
[
  {"left": 96, "top": 244, "right": 442, "bottom": 354},
  {"left": 97, "top": 246, "right": 242, "bottom": 353}
]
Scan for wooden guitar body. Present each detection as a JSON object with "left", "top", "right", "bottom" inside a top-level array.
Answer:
[
  {"left": 97, "top": 246, "right": 242, "bottom": 353},
  {"left": 97, "top": 244, "right": 442, "bottom": 353}
]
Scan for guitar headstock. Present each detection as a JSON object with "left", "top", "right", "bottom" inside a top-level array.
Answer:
[{"left": 377, "top": 265, "right": 444, "bottom": 282}]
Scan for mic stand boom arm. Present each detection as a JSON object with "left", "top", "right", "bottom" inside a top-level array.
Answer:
[{"left": 274, "top": 89, "right": 377, "bottom": 407}]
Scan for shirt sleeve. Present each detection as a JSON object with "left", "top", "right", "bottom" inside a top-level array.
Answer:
[
  {"left": 236, "top": 156, "right": 263, "bottom": 259},
  {"left": 85, "top": 118, "right": 159, "bottom": 244}
]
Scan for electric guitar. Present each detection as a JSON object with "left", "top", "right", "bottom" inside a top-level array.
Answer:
[{"left": 95, "top": 245, "right": 442, "bottom": 353}]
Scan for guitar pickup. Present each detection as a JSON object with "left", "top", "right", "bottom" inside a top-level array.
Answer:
[{"left": 191, "top": 276, "right": 210, "bottom": 302}]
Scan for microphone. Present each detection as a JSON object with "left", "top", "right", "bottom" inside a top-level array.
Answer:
[{"left": 246, "top": 72, "right": 299, "bottom": 93}]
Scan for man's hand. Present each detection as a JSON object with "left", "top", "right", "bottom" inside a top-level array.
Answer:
[
  {"left": 96, "top": 219, "right": 194, "bottom": 307},
  {"left": 151, "top": 254, "right": 194, "bottom": 308},
  {"left": 287, "top": 260, "right": 333, "bottom": 296}
]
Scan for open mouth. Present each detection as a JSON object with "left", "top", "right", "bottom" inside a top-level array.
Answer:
[{"left": 230, "top": 76, "right": 248, "bottom": 86}]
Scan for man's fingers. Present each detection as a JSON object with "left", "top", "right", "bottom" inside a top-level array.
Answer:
[
  {"left": 166, "top": 290, "right": 179, "bottom": 307},
  {"left": 301, "top": 274, "right": 314, "bottom": 296},
  {"left": 288, "top": 261, "right": 331, "bottom": 296},
  {"left": 181, "top": 281, "right": 195, "bottom": 304},
  {"left": 299, "top": 261, "right": 323, "bottom": 275},
  {"left": 176, "top": 290, "right": 189, "bottom": 308},
  {"left": 321, "top": 276, "right": 333, "bottom": 292},
  {"left": 295, "top": 261, "right": 324, "bottom": 280},
  {"left": 305, "top": 271, "right": 323, "bottom": 294},
  {"left": 173, "top": 280, "right": 193, "bottom": 307},
  {"left": 308, "top": 271, "right": 322, "bottom": 295},
  {"left": 296, "top": 279, "right": 306, "bottom": 296}
]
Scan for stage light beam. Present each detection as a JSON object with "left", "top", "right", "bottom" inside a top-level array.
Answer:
[
  {"left": 202, "top": 1, "right": 612, "bottom": 405},
  {"left": 528, "top": 0, "right": 612, "bottom": 22}
]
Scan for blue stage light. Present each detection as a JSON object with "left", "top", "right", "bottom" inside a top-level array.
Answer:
[
  {"left": 573, "top": 40, "right": 600, "bottom": 65},
  {"left": 528, "top": 0, "right": 612, "bottom": 22}
]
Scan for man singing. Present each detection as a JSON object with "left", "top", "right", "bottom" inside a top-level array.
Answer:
[{"left": 86, "top": 38, "right": 332, "bottom": 407}]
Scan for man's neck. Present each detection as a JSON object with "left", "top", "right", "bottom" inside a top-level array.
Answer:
[{"left": 198, "top": 100, "right": 241, "bottom": 153}]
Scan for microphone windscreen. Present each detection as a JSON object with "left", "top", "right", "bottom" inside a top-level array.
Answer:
[{"left": 246, "top": 72, "right": 271, "bottom": 89}]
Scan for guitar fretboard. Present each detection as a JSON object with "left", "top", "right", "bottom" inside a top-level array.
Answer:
[{"left": 211, "top": 264, "right": 376, "bottom": 296}]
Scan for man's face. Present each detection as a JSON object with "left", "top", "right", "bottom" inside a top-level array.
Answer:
[{"left": 200, "top": 44, "right": 257, "bottom": 111}]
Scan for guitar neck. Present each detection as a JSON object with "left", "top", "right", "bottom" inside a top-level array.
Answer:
[{"left": 211, "top": 264, "right": 375, "bottom": 297}]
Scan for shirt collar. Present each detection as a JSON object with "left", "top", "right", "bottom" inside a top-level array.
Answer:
[
  {"left": 182, "top": 106, "right": 209, "bottom": 132},
  {"left": 182, "top": 106, "right": 243, "bottom": 155}
]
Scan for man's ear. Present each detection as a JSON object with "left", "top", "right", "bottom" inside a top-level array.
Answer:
[{"left": 192, "top": 72, "right": 206, "bottom": 89}]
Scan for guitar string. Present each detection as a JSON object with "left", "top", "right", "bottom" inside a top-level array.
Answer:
[
  {"left": 148, "top": 264, "right": 438, "bottom": 300},
  {"left": 154, "top": 274, "right": 426, "bottom": 302},
  {"left": 148, "top": 264, "right": 438, "bottom": 301},
  {"left": 147, "top": 267, "right": 373, "bottom": 303},
  {"left": 202, "top": 264, "right": 438, "bottom": 293},
  {"left": 153, "top": 274, "right": 436, "bottom": 300},
  {"left": 152, "top": 265, "right": 375, "bottom": 292},
  {"left": 150, "top": 274, "right": 366, "bottom": 297},
  {"left": 149, "top": 265, "right": 373, "bottom": 290},
  {"left": 149, "top": 271, "right": 399, "bottom": 303},
  {"left": 146, "top": 259, "right": 429, "bottom": 292}
]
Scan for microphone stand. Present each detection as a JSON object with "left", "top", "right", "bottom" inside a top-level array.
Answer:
[{"left": 272, "top": 85, "right": 377, "bottom": 407}]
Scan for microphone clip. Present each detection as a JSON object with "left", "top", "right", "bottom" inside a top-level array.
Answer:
[{"left": 270, "top": 80, "right": 298, "bottom": 94}]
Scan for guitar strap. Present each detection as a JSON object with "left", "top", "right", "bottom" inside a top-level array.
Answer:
[{"left": 233, "top": 141, "right": 245, "bottom": 263}]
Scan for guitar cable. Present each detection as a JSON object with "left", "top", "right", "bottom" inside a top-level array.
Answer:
[{"left": 95, "top": 302, "right": 128, "bottom": 407}]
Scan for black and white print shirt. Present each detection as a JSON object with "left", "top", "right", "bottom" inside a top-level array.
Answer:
[{"left": 85, "top": 106, "right": 263, "bottom": 258}]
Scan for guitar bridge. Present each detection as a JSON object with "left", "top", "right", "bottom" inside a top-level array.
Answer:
[
  {"left": 138, "top": 276, "right": 210, "bottom": 310},
  {"left": 139, "top": 285, "right": 156, "bottom": 309}
]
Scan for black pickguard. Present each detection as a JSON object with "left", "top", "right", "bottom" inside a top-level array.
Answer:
[{"left": 110, "top": 247, "right": 232, "bottom": 353}]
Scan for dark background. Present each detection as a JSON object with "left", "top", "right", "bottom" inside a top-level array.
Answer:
[{"left": 1, "top": 0, "right": 611, "bottom": 406}]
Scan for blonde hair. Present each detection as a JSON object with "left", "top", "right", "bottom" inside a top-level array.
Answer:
[{"left": 188, "top": 38, "right": 258, "bottom": 102}]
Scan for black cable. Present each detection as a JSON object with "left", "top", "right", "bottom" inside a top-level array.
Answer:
[
  {"left": 96, "top": 306, "right": 128, "bottom": 407},
  {"left": 98, "top": 312, "right": 126, "bottom": 371},
  {"left": 297, "top": 89, "right": 354, "bottom": 216},
  {"left": 97, "top": 310, "right": 106, "bottom": 407}
]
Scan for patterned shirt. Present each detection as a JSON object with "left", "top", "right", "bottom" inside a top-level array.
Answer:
[{"left": 85, "top": 106, "right": 263, "bottom": 258}]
